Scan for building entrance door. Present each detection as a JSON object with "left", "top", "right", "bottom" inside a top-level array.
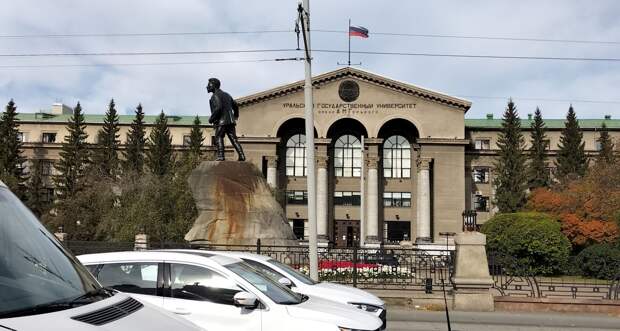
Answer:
[{"left": 334, "top": 220, "right": 360, "bottom": 247}]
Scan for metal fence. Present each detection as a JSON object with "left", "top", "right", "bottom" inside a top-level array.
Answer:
[
  {"left": 487, "top": 252, "right": 620, "bottom": 300},
  {"left": 64, "top": 240, "right": 454, "bottom": 292}
]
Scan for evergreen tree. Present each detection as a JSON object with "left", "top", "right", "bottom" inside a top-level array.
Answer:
[
  {"left": 123, "top": 104, "right": 146, "bottom": 173},
  {"left": 0, "top": 99, "right": 27, "bottom": 194},
  {"left": 596, "top": 122, "right": 615, "bottom": 165},
  {"left": 93, "top": 99, "right": 120, "bottom": 178},
  {"left": 494, "top": 99, "right": 528, "bottom": 212},
  {"left": 528, "top": 107, "right": 550, "bottom": 188},
  {"left": 25, "top": 159, "right": 50, "bottom": 218},
  {"left": 188, "top": 115, "right": 205, "bottom": 158},
  {"left": 146, "top": 111, "right": 174, "bottom": 177},
  {"left": 54, "top": 102, "right": 90, "bottom": 199},
  {"left": 555, "top": 105, "right": 587, "bottom": 181}
]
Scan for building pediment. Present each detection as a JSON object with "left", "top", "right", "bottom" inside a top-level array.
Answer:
[{"left": 237, "top": 67, "right": 472, "bottom": 112}]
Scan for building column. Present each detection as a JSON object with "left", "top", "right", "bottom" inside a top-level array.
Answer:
[
  {"left": 365, "top": 156, "right": 380, "bottom": 245},
  {"left": 265, "top": 155, "right": 278, "bottom": 189},
  {"left": 416, "top": 157, "right": 432, "bottom": 243},
  {"left": 316, "top": 155, "right": 329, "bottom": 242}
]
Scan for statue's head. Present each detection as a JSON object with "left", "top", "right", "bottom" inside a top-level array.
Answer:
[{"left": 206, "top": 78, "right": 221, "bottom": 93}]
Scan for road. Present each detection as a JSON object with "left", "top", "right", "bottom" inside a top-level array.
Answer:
[{"left": 386, "top": 309, "right": 620, "bottom": 331}]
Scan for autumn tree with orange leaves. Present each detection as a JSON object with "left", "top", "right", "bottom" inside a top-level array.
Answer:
[{"left": 527, "top": 154, "right": 620, "bottom": 248}]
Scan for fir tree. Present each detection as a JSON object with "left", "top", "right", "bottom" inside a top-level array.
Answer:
[
  {"left": 54, "top": 102, "right": 90, "bottom": 199},
  {"left": 0, "top": 99, "right": 27, "bottom": 194},
  {"left": 25, "top": 159, "right": 50, "bottom": 218},
  {"left": 123, "top": 103, "right": 146, "bottom": 173},
  {"left": 596, "top": 122, "right": 615, "bottom": 165},
  {"left": 494, "top": 99, "right": 528, "bottom": 212},
  {"left": 528, "top": 107, "right": 550, "bottom": 188},
  {"left": 93, "top": 99, "right": 120, "bottom": 178},
  {"left": 555, "top": 105, "right": 587, "bottom": 181},
  {"left": 188, "top": 115, "right": 205, "bottom": 158},
  {"left": 146, "top": 111, "right": 174, "bottom": 177}
]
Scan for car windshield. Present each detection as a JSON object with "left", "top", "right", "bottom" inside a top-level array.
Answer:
[
  {"left": 225, "top": 262, "right": 304, "bottom": 305},
  {"left": 268, "top": 259, "right": 318, "bottom": 285},
  {"left": 0, "top": 187, "right": 103, "bottom": 318}
]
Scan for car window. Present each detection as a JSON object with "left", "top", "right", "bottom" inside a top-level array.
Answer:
[
  {"left": 96, "top": 262, "right": 159, "bottom": 295},
  {"left": 242, "top": 259, "right": 286, "bottom": 283},
  {"left": 170, "top": 263, "right": 242, "bottom": 305},
  {"left": 85, "top": 264, "right": 100, "bottom": 275}
]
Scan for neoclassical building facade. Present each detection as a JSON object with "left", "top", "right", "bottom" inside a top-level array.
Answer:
[{"left": 15, "top": 67, "right": 620, "bottom": 247}]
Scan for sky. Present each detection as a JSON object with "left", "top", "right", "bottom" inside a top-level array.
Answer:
[{"left": 1, "top": 0, "right": 620, "bottom": 119}]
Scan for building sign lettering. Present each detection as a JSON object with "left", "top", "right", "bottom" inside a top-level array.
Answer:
[{"left": 282, "top": 102, "right": 416, "bottom": 114}]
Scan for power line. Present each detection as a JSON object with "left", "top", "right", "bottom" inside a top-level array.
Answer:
[
  {"left": 3, "top": 48, "right": 619, "bottom": 62},
  {"left": 314, "top": 29, "right": 620, "bottom": 46},
  {"left": 313, "top": 49, "right": 620, "bottom": 62},
  {"left": 0, "top": 58, "right": 302, "bottom": 69},
  {"left": 0, "top": 30, "right": 292, "bottom": 39},
  {"left": 0, "top": 48, "right": 298, "bottom": 57}
]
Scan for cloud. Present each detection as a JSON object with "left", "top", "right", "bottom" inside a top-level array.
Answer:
[{"left": 0, "top": 0, "right": 619, "bottom": 120}]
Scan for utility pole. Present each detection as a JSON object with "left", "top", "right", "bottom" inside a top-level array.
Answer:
[{"left": 299, "top": 0, "right": 318, "bottom": 281}]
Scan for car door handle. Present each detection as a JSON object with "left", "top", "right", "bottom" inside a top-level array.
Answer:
[{"left": 172, "top": 308, "right": 192, "bottom": 315}]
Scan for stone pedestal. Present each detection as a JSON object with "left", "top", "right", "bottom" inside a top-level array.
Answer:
[
  {"left": 452, "top": 232, "right": 495, "bottom": 311},
  {"left": 185, "top": 161, "right": 298, "bottom": 245},
  {"left": 134, "top": 234, "right": 149, "bottom": 251}
]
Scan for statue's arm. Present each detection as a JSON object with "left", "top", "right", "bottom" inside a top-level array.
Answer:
[
  {"left": 232, "top": 99, "right": 239, "bottom": 120},
  {"left": 209, "top": 95, "right": 221, "bottom": 124}
]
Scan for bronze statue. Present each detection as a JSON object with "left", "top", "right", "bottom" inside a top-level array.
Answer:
[{"left": 207, "top": 78, "right": 245, "bottom": 161}]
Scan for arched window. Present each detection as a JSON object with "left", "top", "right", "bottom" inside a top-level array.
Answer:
[
  {"left": 383, "top": 135, "right": 411, "bottom": 178},
  {"left": 334, "top": 135, "right": 362, "bottom": 177},
  {"left": 286, "top": 134, "right": 306, "bottom": 176}
]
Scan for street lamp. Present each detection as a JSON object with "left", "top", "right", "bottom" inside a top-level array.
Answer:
[{"left": 462, "top": 210, "right": 478, "bottom": 232}]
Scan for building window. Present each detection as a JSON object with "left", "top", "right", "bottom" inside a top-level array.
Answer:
[
  {"left": 42, "top": 132, "right": 57, "bottom": 143},
  {"left": 17, "top": 132, "right": 28, "bottom": 143},
  {"left": 334, "top": 134, "right": 361, "bottom": 177},
  {"left": 286, "top": 190, "right": 307, "bottom": 205},
  {"left": 383, "top": 135, "right": 411, "bottom": 178},
  {"left": 290, "top": 219, "right": 306, "bottom": 240},
  {"left": 543, "top": 139, "right": 551, "bottom": 150},
  {"left": 41, "top": 160, "right": 53, "bottom": 176},
  {"left": 474, "top": 139, "right": 490, "bottom": 150},
  {"left": 183, "top": 135, "right": 192, "bottom": 146},
  {"left": 286, "top": 134, "right": 307, "bottom": 177},
  {"left": 44, "top": 188, "right": 55, "bottom": 203},
  {"left": 474, "top": 195, "right": 489, "bottom": 212},
  {"left": 383, "top": 192, "right": 412, "bottom": 207},
  {"left": 472, "top": 167, "right": 490, "bottom": 183},
  {"left": 383, "top": 221, "right": 411, "bottom": 244},
  {"left": 334, "top": 191, "right": 361, "bottom": 206}
]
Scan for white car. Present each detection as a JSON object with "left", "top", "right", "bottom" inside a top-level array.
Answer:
[
  {"left": 0, "top": 181, "right": 203, "bottom": 331},
  {"left": 78, "top": 250, "right": 383, "bottom": 331},
  {"left": 201, "top": 251, "right": 387, "bottom": 329}
]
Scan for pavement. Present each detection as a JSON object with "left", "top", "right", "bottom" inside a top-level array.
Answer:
[{"left": 386, "top": 309, "right": 620, "bottom": 331}]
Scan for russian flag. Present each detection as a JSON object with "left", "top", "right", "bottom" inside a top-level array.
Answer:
[{"left": 349, "top": 26, "right": 369, "bottom": 38}]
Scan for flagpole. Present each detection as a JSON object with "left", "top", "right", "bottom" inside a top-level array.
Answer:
[{"left": 348, "top": 18, "right": 351, "bottom": 66}]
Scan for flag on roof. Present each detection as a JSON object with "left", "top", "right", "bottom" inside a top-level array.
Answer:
[{"left": 349, "top": 26, "right": 369, "bottom": 38}]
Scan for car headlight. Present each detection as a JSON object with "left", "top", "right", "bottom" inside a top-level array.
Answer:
[{"left": 349, "top": 302, "right": 382, "bottom": 313}]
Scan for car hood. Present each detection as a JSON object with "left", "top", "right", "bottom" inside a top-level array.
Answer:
[
  {"left": 286, "top": 295, "right": 382, "bottom": 330},
  {"left": 1, "top": 293, "right": 203, "bottom": 331},
  {"left": 307, "top": 282, "right": 384, "bottom": 307}
]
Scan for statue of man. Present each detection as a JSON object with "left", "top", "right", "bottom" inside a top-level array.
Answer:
[{"left": 207, "top": 78, "right": 245, "bottom": 161}]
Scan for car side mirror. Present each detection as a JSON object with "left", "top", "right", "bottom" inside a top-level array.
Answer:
[
  {"left": 233, "top": 291, "right": 258, "bottom": 309},
  {"left": 278, "top": 277, "right": 293, "bottom": 288}
]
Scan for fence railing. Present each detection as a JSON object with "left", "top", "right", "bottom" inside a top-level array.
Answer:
[
  {"left": 64, "top": 240, "right": 454, "bottom": 292},
  {"left": 487, "top": 252, "right": 620, "bottom": 300}
]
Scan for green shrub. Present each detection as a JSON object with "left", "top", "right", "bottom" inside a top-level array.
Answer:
[
  {"left": 575, "top": 244, "right": 620, "bottom": 280},
  {"left": 481, "top": 212, "right": 571, "bottom": 275}
]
